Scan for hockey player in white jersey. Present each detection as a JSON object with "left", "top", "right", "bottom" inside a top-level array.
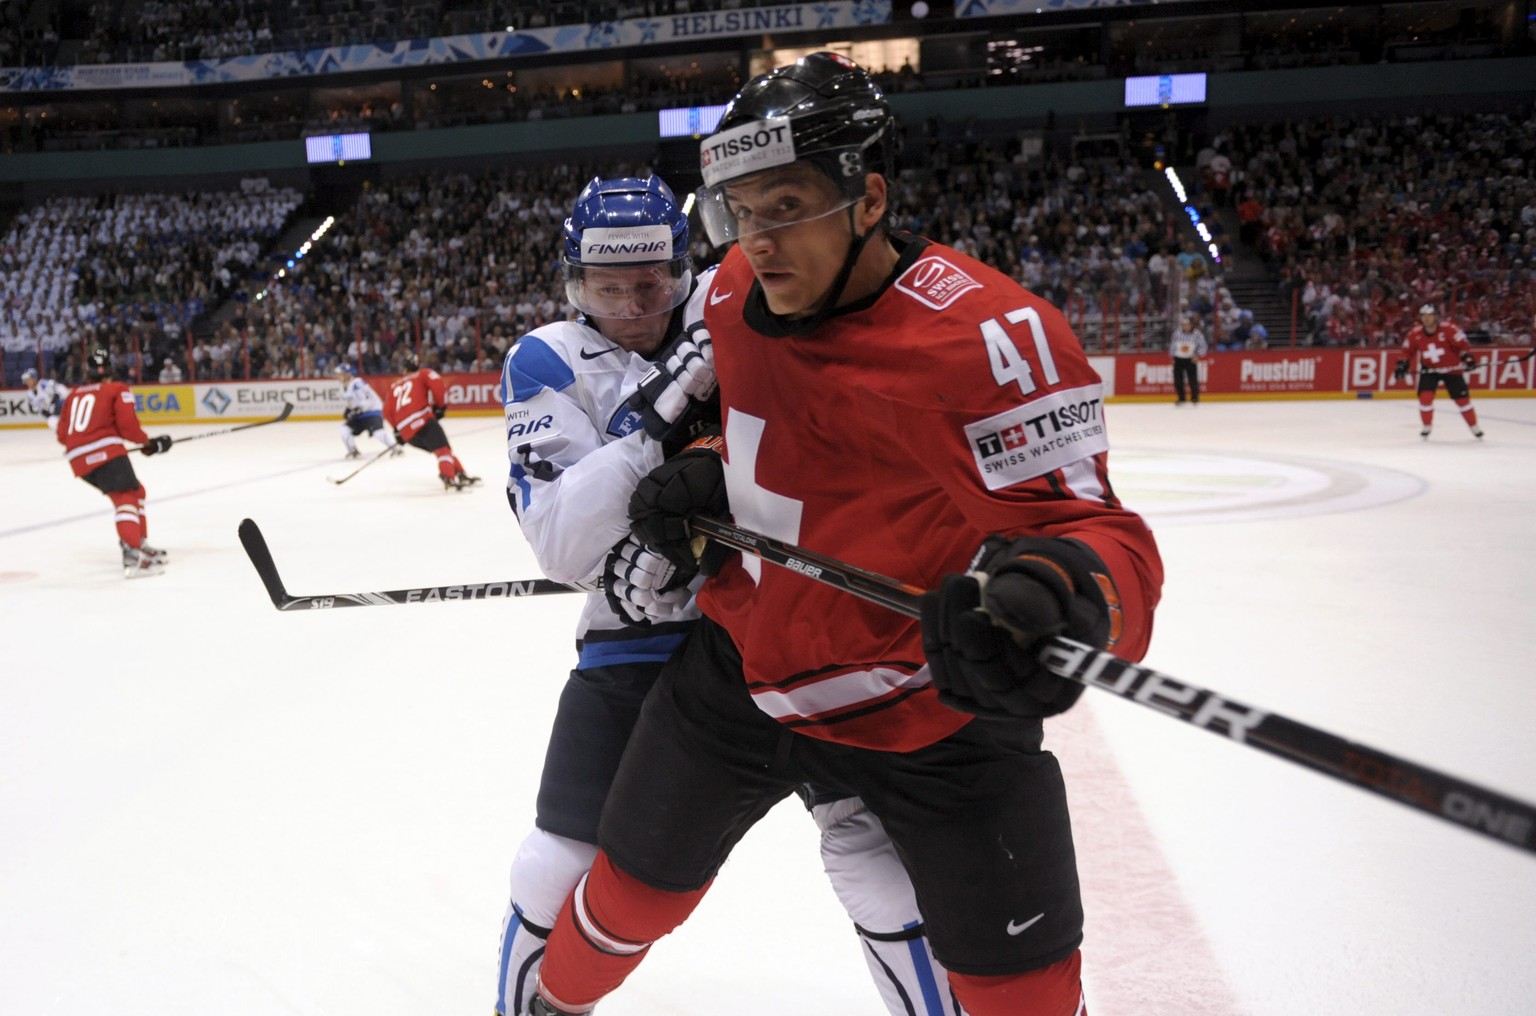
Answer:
[
  {"left": 22, "top": 368, "right": 70, "bottom": 430},
  {"left": 495, "top": 175, "right": 960, "bottom": 1016},
  {"left": 332, "top": 362, "right": 400, "bottom": 458}
]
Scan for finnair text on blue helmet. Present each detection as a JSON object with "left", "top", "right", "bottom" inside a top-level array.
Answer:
[{"left": 580, "top": 224, "right": 673, "bottom": 264}]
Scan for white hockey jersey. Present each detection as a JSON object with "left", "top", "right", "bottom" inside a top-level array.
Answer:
[
  {"left": 499, "top": 270, "right": 714, "bottom": 666},
  {"left": 339, "top": 377, "right": 385, "bottom": 416},
  {"left": 27, "top": 379, "right": 70, "bottom": 419}
]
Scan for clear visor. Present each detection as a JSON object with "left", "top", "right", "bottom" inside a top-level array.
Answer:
[
  {"left": 696, "top": 181, "right": 859, "bottom": 247},
  {"left": 562, "top": 258, "right": 693, "bottom": 320}
]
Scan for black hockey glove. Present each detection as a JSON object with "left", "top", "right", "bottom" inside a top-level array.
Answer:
[
  {"left": 628, "top": 434, "right": 732, "bottom": 575},
  {"left": 920, "top": 536, "right": 1114, "bottom": 720},
  {"left": 142, "top": 435, "right": 173, "bottom": 455},
  {"left": 1393, "top": 359, "right": 1410, "bottom": 383},
  {"left": 1460, "top": 352, "right": 1477, "bottom": 370},
  {"left": 603, "top": 534, "right": 698, "bottom": 628},
  {"left": 343, "top": 406, "right": 360, "bottom": 421},
  {"left": 433, "top": 404, "right": 447, "bottom": 420},
  {"left": 628, "top": 323, "right": 716, "bottom": 443}
]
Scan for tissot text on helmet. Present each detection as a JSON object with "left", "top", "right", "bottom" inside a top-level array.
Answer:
[{"left": 699, "top": 119, "right": 794, "bottom": 188}]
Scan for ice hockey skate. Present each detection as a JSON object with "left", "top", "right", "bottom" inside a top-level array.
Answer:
[
  {"left": 123, "top": 546, "right": 167, "bottom": 579},
  {"left": 528, "top": 996, "right": 589, "bottom": 1016},
  {"left": 1473, "top": 426, "right": 1485, "bottom": 439},
  {"left": 1420, "top": 426, "right": 1432, "bottom": 440},
  {"left": 345, "top": 448, "right": 361, "bottom": 459}
]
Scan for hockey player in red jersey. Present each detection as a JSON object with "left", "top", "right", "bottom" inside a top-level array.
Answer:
[
  {"left": 56, "top": 348, "right": 174, "bottom": 577},
  {"left": 1394, "top": 303, "right": 1485, "bottom": 440},
  {"left": 529, "top": 54, "right": 1163, "bottom": 1016},
  {"left": 384, "top": 351, "right": 480, "bottom": 490}
]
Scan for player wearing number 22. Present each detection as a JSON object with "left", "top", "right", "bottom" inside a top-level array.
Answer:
[
  {"left": 385, "top": 352, "right": 480, "bottom": 490},
  {"left": 531, "top": 53, "right": 1164, "bottom": 1016},
  {"left": 56, "top": 347, "right": 174, "bottom": 577}
]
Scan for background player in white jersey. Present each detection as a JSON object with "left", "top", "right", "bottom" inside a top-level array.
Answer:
[
  {"left": 22, "top": 367, "right": 70, "bottom": 430},
  {"left": 495, "top": 175, "right": 958, "bottom": 1016},
  {"left": 332, "top": 362, "right": 401, "bottom": 458}
]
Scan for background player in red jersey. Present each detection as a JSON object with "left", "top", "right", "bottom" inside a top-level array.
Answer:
[
  {"left": 56, "top": 348, "right": 174, "bottom": 577},
  {"left": 527, "top": 53, "right": 1163, "bottom": 1016},
  {"left": 384, "top": 351, "right": 480, "bottom": 490},
  {"left": 1394, "top": 303, "right": 1485, "bottom": 440}
]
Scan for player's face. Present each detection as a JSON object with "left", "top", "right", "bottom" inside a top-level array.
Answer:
[
  {"left": 576, "top": 266, "right": 682, "bottom": 320},
  {"left": 22, "top": 375, "right": 37, "bottom": 390},
  {"left": 724, "top": 165, "right": 866, "bottom": 319},
  {"left": 1421, "top": 312, "right": 1438, "bottom": 330}
]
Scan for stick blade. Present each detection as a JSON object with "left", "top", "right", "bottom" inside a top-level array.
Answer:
[
  {"left": 275, "top": 402, "right": 295, "bottom": 422},
  {"left": 237, "top": 518, "right": 293, "bottom": 609}
]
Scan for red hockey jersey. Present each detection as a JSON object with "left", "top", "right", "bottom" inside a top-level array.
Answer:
[
  {"left": 1400, "top": 321, "right": 1473, "bottom": 373},
  {"left": 699, "top": 237, "right": 1163, "bottom": 752},
  {"left": 385, "top": 367, "right": 448, "bottom": 440},
  {"left": 56, "top": 380, "right": 150, "bottom": 477}
]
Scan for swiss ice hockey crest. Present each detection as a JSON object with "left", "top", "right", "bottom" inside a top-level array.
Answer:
[{"left": 895, "top": 256, "right": 982, "bottom": 310}]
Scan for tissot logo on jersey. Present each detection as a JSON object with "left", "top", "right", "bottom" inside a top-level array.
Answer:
[
  {"left": 699, "top": 117, "right": 794, "bottom": 188},
  {"left": 965, "top": 385, "right": 1109, "bottom": 491}
]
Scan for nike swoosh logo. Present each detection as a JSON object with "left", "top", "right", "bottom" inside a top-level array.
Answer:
[
  {"left": 1006, "top": 914, "right": 1044, "bottom": 936},
  {"left": 709, "top": 290, "right": 734, "bottom": 306},
  {"left": 579, "top": 346, "right": 623, "bottom": 360}
]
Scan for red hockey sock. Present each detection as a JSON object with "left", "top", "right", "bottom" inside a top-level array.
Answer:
[
  {"left": 536, "top": 851, "right": 710, "bottom": 1012},
  {"left": 949, "top": 949, "right": 1086, "bottom": 1016},
  {"left": 1455, "top": 398, "right": 1479, "bottom": 427},
  {"left": 432, "top": 446, "right": 457, "bottom": 479},
  {"left": 1418, "top": 393, "right": 1434, "bottom": 427},
  {"left": 108, "top": 490, "right": 143, "bottom": 548}
]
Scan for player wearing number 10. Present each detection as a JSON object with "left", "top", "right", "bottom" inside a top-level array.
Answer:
[
  {"left": 56, "top": 348, "right": 174, "bottom": 577},
  {"left": 531, "top": 53, "right": 1164, "bottom": 1016}
]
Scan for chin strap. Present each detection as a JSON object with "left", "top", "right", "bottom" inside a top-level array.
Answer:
[{"left": 755, "top": 206, "right": 877, "bottom": 338}]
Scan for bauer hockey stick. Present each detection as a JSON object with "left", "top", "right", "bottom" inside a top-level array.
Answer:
[
  {"left": 327, "top": 442, "right": 400, "bottom": 485},
  {"left": 129, "top": 402, "right": 294, "bottom": 452},
  {"left": 687, "top": 515, "right": 1536, "bottom": 858},
  {"left": 237, "top": 517, "right": 593, "bottom": 610}
]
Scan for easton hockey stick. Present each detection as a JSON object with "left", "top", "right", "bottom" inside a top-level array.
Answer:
[
  {"left": 327, "top": 443, "right": 401, "bottom": 485},
  {"left": 687, "top": 515, "right": 1536, "bottom": 857},
  {"left": 130, "top": 402, "right": 294, "bottom": 452},
  {"left": 237, "top": 517, "right": 592, "bottom": 610}
]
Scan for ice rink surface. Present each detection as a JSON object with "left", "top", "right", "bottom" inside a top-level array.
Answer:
[{"left": 3, "top": 396, "right": 1535, "bottom": 1016}]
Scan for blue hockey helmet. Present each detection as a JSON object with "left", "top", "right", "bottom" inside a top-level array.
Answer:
[
  {"left": 334, "top": 362, "right": 356, "bottom": 378},
  {"left": 561, "top": 176, "right": 693, "bottom": 320},
  {"left": 21, "top": 367, "right": 39, "bottom": 383}
]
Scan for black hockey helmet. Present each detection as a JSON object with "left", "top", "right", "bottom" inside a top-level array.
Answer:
[
  {"left": 87, "top": 347, "right": 112, "bottom": 380},
  {"left": 401, "top": 349, "right": 420, "bottom": 371},
  {"left": 696, "top": 51, "right": 896, "bottom": 246}
]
